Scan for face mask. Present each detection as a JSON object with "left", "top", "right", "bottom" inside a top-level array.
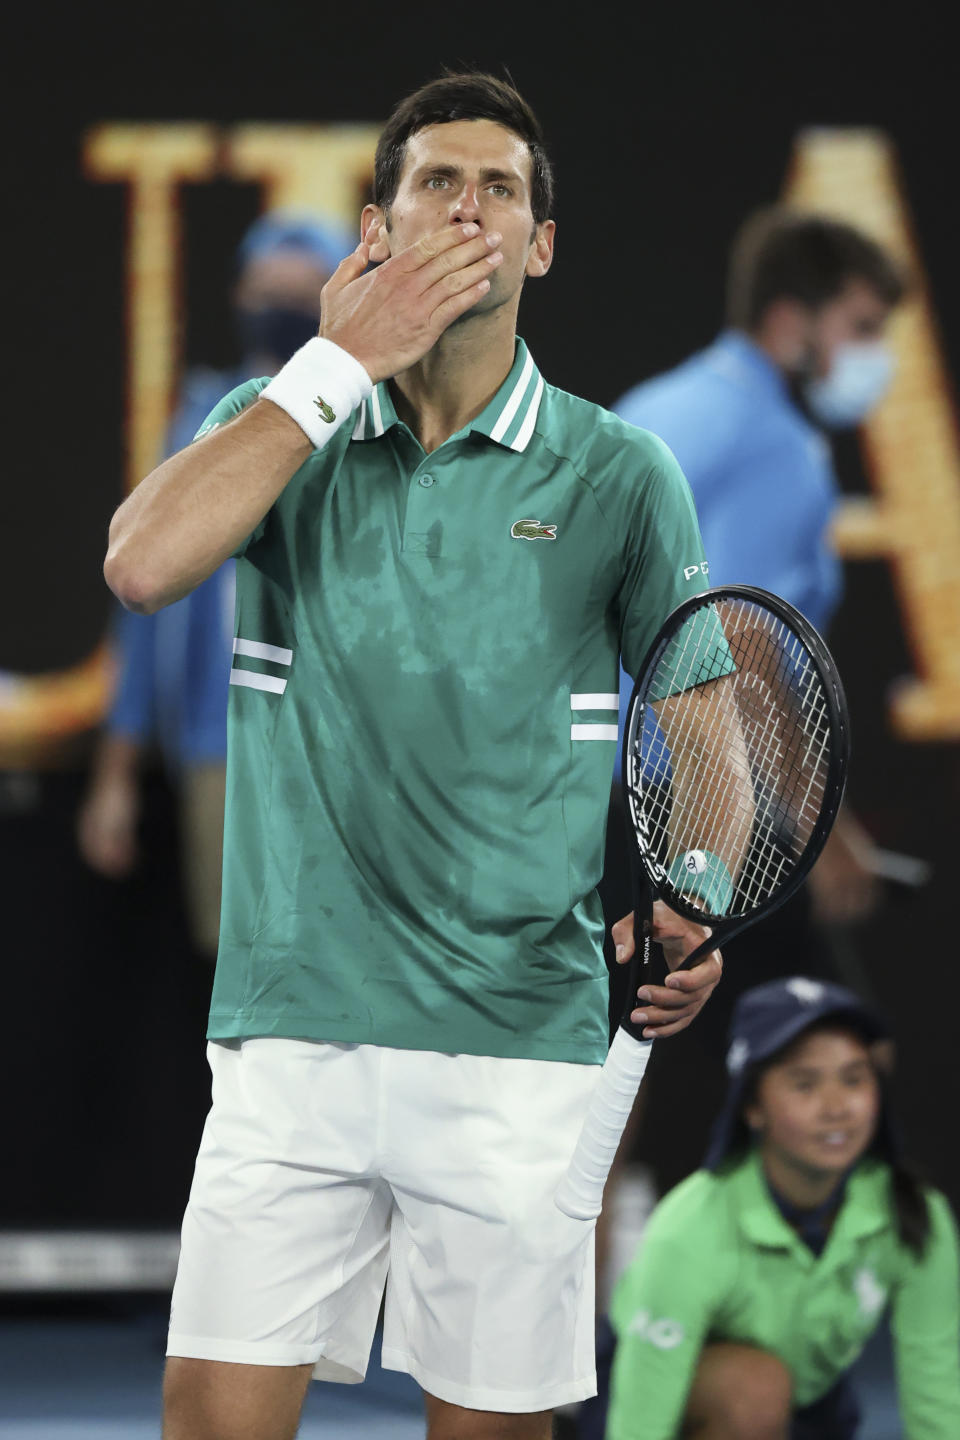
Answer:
[
  {"left": 803, "top": 341, "right": 895, "bottom": 429},
  {"left": 235, "top": 307, "right": 321, "bottom": 368}
]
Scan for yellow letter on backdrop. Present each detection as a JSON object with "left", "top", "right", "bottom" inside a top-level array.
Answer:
[{"left": 786, "top": 128, "right": 960, "bottom": 740}]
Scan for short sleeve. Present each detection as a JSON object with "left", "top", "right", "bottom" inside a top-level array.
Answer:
[
  {"left": 192, "top": 377, "right": 269, "bottom": 440},
  {"left": 617, "top": 435, "right": 710, "bottom": 680}
]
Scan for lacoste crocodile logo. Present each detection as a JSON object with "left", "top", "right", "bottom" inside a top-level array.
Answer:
[
  {"left": 511, "top": 518, "right": 557, "bottom": 541},
  {"left": 313, "top": 395, "right": 336, "bottom": 423}
]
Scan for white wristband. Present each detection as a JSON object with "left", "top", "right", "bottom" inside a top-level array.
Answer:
[{"left": 261, "top": 337, "right": 373, "bottom": 449}]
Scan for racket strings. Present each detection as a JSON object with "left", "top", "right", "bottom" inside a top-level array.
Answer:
[
  {"left": 638, "top": 621, "right": 755, "bottom": 849},
  {"left": 741, "top": 616, "right": 831, "bottom": 842},
  {"left": 726, "top": 607, "right": 830, "bottom": 839},
  {"left": 627, "top": 596, "right": 834, "bottom": 920},
  {"left": 633, "top": 615, "right": 759, "bottom": 917}
]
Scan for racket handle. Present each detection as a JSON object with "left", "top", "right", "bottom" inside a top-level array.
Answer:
[{"left": 555, "top": 1028, "right": 653, "bottom": 1220}]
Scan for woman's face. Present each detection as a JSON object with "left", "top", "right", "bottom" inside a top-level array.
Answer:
[{"left": 744, "top": 1027, "right": 880, "bottom": 1184}]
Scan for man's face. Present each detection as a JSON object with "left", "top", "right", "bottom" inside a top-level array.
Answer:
[
  {"left": 803, "top": 278, "right": 892, "bottom": 380},
  {"left": 365, "top": 119, "right": 554, "bottom": 316}
]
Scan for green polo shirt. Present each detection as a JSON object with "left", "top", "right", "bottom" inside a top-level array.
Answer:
[
  {"left": 199, "top": 339, "right": 710, "bottom": 1062},
  {"left": 608, "top": 1150, "right": 960, "bottom": 1439}
]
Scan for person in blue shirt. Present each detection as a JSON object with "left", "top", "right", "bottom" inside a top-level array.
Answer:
[
  {"left": 612, "top": 206, "right": 903, "bottom": 769},
  {"left": 77, "top": 212, "right": 351, "bottom": 955}
]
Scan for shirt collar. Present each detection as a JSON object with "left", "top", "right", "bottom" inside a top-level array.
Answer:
[
  {"left": 350, "top": 338, "right": 545, "bottom": 453},
  {"left": 706, "top": 329, "right": 793, "bottom": 405},
  {"left": 734, "top": 1148, "right": 890, "bottom": 1255},
  {"left": 734, "top": 1149, "right": 805, "bottom": 1252},
  {"left": 767, "top": 1174, "right": 849, "bottom": 1257}
]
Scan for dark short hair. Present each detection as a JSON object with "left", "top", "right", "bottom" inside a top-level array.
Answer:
[
  {"left": 373, "top": 71, "right": 554, "bottom": 225},
  {"left": 727, "top": 207, "right": 906, "bottom": 330}
]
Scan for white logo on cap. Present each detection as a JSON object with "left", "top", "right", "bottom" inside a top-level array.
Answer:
[
  {"left": 727, "top": 1037, "right": 750, "bottom": 1073},
  {"left": 786, "top": 978, "right": 825, "bottom": 1005},
  {"left": 684, "top": 850, "right": 707, "bottom": 875}
]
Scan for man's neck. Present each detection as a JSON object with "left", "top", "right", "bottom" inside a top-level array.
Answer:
[
  {"left": 745, "top": 323, "right": 792, "bottom": 379},
  {"left": 389, "top": 308, "right": 518, "bottom": 454}
]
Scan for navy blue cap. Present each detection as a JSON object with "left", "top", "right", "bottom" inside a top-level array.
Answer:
[
  {"left": 236, "top": 210, "right": 353, "bottom": 277},
  {"left": 704, "top": 976, "right": 893, "bottom": 1171}
]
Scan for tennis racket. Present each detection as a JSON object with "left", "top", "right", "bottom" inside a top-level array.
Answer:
[{"left": 555, "top": 585, "right": 849, "bottom": 1219}]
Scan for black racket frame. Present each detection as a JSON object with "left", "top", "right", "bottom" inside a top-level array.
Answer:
[{"left": 618, "top": 584, "right": 850, "bottom": 1038}]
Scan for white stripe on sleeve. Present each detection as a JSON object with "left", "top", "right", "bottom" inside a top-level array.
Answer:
[
  {"left": 570, "top": 693, "right": 620, "bottom": 709},
  {"left": 571, "top": 723, "right": 619, "bottom": 741},
  {"left": 230, "top": 669, "right": 287, "bottom": 695},
  {"left": 233, "top": 638, "right": 293, "bottom": 665}
]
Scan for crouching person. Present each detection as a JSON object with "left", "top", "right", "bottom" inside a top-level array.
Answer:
[{"left": 605, "top": 978, "right": 960, "bottom": 1439}]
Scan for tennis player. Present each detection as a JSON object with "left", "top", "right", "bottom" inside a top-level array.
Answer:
[
  {"left": 606, "top": 979, "right": 960, "bottom": 1439},
  {"left": 105, "top": 73, "right": 723, "bottom": 1440}
]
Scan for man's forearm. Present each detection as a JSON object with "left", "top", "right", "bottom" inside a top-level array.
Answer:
[{"left": 104, "top": 400, "right": 312, "bottom": 615}]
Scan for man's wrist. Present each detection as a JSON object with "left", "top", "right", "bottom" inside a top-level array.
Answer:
[{"left": 261, "top": 337, "right": 373, "bottom": 449}]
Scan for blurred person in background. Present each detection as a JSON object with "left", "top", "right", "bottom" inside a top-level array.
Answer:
[
  {"left": 612, "top": 207, "right": 905, "bottom": 936},
  {"left": 77, "top": 212, "right": 350, "bottom": 956},
  {"left": 605, "top": 978, "right": 960, "bottom": 1439}
]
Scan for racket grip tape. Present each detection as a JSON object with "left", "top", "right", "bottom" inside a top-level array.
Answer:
[{"left": 554, "top": 1029, "right": 654, "bottom": 1220}]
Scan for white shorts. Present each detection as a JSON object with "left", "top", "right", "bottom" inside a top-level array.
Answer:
[{"left": 167, "top": 1038, "right": 600, "bottom": 1413}]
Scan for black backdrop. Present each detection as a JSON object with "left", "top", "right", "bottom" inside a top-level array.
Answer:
[{"left": 5, "top": 2, "right": 959, "bottom": 1224}]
